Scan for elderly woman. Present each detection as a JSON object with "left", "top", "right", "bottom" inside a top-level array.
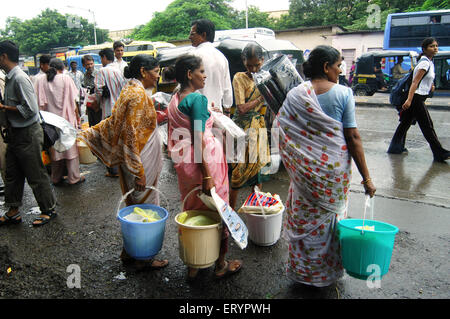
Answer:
[
  {"left": 229, "top": 43, "right": 270, "bottom": 210},
  {"left": 34, "top": 58, "right": 84, "bottom": 187},
  {"left": 167, "top": 54, "right": 242, "bottom": 280},
  {"left": 79, "top": 54, "right": 167, "bottom": 270},
  {"left": 274, "top": 45, "right": 376, "bottom": 287}
]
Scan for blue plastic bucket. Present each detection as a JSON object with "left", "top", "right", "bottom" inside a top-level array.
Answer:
[
  {"left": 337, "top": 219, "right": 399, "bottom": 280},
  {"left": 117, "top": 204, "right": 169, "bottom": 260}
]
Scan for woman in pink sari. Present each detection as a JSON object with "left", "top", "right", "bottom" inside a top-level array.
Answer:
[
  {"left": 275, "top": 46, "right": 376, "bottom": 287},
  {"left": 167, "top": 55, "right": 242, "bottom": 280},
  {"left": 35, "top": 58, "right": 84, "bottom": 186}
]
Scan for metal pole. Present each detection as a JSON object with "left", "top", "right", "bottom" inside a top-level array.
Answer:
[
  {"left": 245, "top": 0, "right": 248, "bottom": 29},
  {"left": 91, "top": 10, "right": 97, "bottom": 45}
]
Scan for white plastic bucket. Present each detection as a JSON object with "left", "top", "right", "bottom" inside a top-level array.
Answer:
[
  {"left": 77, "top": 140, "right": 97, "bottom": 164},
  {"left": 175, "top": 210, "right": 222, "bottom": 269},
  {"left": 243, "top": 208, "right": 284, "bottom": 246}
]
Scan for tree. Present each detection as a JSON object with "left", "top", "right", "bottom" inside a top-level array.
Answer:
[
  {"left": 275, "top": 0, "right": 432, "bottom": 31},
  {"left": 230, "top": 6, "right": 276, "bottom": 29},
  {"left": 0, "top": 9, "right": 110, "bottom": 55},
  {"left": 131, "top": 0, "right": 236, "bottom": 41}
]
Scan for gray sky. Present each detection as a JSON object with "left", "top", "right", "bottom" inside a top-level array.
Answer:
[{"left": 0, "top": 0, "right": 290, "bottom": 31}]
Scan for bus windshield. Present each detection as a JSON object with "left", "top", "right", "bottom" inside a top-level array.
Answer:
[{"left": 384, "top": 10, "right": 450, "bottom": 52}]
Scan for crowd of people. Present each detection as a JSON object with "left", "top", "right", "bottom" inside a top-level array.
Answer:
[{"left": 0, "top": 17, "right": 448, "bottom": 288}]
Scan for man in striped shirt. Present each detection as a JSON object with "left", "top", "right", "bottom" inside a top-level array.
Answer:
[
  {"left": 95, "top": 48, "right": 126, "bottom": 177},
  {"left": 95, "top": 48, "right": 126, "bottom": 120}
]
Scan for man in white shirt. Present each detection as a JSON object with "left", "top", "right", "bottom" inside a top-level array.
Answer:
[
  {"left": 111, "top": 41, "right": 128, "bottom": 74},
  {"left": 339, "top": 56, "right": 349, "bottom": 86},
  {"left": 189, "top": 19, "right": 233, "bottom": 115}
]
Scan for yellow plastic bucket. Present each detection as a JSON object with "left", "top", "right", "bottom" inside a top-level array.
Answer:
[
  {"left": 175, "top": 210, "right": 222, "bottom": 269},
  {"left": 77, "top": 140, "right": 97, "bottom": 164}
]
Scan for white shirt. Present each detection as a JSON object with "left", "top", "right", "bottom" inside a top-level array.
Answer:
[
  {"left": 413, "top": 56, "right": 435, "bottom": 96},
  {"left": 68, "top": 70, "right": 84, "bottom": 90},
  {"left": 112, "top": 58, "right": 128, "bottom": 75},
  {"left": 192, "top": 41, "right": 233, "bottom": 111},
  {"left": 340, "top": 60, "right": 347, "bottom": 77}
]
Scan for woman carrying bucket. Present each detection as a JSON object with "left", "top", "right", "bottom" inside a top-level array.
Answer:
[
  {"left": 274, "top": 45, "right": 376, "bottom": 287},
  {"left": 166, "top": 54, "right": 242, "bottom": 280},
  {"left": 229, "top": 43, "right": 270, "bottom": 210},
  {"left": 79, "top": 55, "right": 168, "bottom": 270}
]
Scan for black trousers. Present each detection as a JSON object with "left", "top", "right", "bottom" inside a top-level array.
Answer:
[
  {"left": 388, "top": 94, "right": 446, "bottom": 157},
  {"left": 87, "top": 107, "right": 102, "bottom": 127}
]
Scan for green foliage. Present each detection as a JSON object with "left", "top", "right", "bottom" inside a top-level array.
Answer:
[
  {"left": 0, "top": 9, "right": 110, "bottom": 55},
  {"left": 277, "top": 0, "right": 434, "bottom": 31},
  {"left": 131, "top": 0, "right": 276, "bottom": 41}
]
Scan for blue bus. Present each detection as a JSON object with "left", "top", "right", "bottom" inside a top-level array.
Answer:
[{"left": 384, "top": 10, "right": 450, "bottom": 52}]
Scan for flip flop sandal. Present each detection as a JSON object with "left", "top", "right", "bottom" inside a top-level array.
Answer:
[
  {"left": 69, "top": 176, "right": 86, "bottom": 185},
  {"left": 215, "top": 260, "right": 242, "bottom": 279},
  {"left": 0, "top": 211, "right": 22, "bottom": 226},
  {"left": 32, "top": 211, "right": 57, "bottom": 227}
]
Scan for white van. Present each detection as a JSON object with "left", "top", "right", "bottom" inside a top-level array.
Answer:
[{"left": 214, "top": 28, "right": 275, "bottom": 41}]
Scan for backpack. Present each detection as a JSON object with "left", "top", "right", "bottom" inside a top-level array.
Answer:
[{"left": 389, "top": 57, "right": 430, "bottom": 111}]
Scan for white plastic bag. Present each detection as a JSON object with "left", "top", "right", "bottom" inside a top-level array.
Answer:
[
  {"left": 209, "top": 110, "right": 246, "bottom": 139},
  {"left": 198, "top": 187, "right": 248, "bottom": 250},
  {"left": 40, "top": 111, "right": 77, "bottom": 153}
]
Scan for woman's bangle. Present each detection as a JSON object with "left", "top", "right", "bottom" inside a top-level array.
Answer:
[
  {"left": 203, "top": 176, "right": 212, "bottom": 180},
  {"left": 361, "top": 178, "right": 372, "bottom": 185}
]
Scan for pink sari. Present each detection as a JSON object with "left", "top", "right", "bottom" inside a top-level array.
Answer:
[{"left": 167, "top": 92, "right": 229, "bottom": 211}]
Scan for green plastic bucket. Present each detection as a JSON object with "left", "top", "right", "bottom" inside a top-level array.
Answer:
[{"left": 337, "top": 219, "right": 399, "bottom": 280}]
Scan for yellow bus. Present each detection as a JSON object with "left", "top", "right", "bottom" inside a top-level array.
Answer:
[
  {"left": 122, "top": 41, "right": 176, "bottom": 62},
  {"left": 77, "top": 40, "right": 176, "bottom": 62},
  {"left": 78, "top": 42, "right": 113, "bottom": 55}
]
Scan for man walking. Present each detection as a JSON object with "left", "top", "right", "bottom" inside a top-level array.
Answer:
[
  {"left": 95, "top": 48, "right": 125, "bottom": 177},
  {"left": 189, "top": 19, "right": 233, "bottom": 116},
  {"left": 0, "top": 40, "right": 57, "bottom": 227}
]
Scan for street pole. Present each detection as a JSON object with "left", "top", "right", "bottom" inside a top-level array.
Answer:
[
  {"left": 91, "top": 10, "right": 97, "bottom": 45},
  {"left": 67, "top": 6, "right": 97, "bottom": 45},
  {"left": 245, "top": 0, "right": 248, "bottom": 29}
]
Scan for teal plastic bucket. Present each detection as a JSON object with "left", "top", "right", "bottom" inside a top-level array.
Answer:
[
  {"left": 117, "top": 204, "right": 168, "bottom": 260},
  {"left": 337, "top": 219, "right": 399, "bottom": 280}
]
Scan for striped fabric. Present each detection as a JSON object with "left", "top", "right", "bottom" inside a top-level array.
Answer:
[
  {"left": 95, "top": 64, "right": 126, "bottom": 119},
  {"left": 243, "top": 192, "right": 280, "bottom": 208}
]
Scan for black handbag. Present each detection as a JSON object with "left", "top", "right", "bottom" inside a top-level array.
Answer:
[{"left": 39, "top": 112, "right": 59, "bottom": 149}]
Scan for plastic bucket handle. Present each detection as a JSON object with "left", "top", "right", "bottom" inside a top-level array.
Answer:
[
  {"left": 361, "top": 195, "right": 374, "bottom": 235},
  {"left": 116, "top": 186, "right": 169, "bottom": 218}
]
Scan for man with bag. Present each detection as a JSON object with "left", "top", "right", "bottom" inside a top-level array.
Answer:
[{"left": 0, "top": 40, "right": 57, "bottom": 227}]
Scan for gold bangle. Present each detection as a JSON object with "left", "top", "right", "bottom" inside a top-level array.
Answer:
[
  {"left": 203, "top": 176, "right": 212, "bottom": 180},
  {"left": 361, "top": 178, "right": 372, "bottom": 185}
]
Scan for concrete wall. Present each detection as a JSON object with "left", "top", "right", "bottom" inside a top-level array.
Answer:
[
  {"left": 275, "top": 26, "right": 343, "bottom": 52},
  {"left": 332, "top": 31, "right": 384, "bottom": 61}
]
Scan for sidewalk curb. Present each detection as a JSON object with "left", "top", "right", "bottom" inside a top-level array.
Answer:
[{"left": 355, "top": 101, "right": 450, "bottom": 111}]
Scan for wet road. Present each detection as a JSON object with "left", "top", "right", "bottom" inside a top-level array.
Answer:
[{"left": 0, "top": 106, "right": 449, "bottom": 301}]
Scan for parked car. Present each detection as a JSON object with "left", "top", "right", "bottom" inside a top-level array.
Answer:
[
  {"left": 352, "top": 50, "right": 418, "bottom": 96},
  {"left": 433, "top": 51, "right": 450, "bottom": 95}
]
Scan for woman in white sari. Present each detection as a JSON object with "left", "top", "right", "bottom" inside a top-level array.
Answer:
[
  {"left": 79, "top": 54, "right": 167, "bottom": 270},
  {"left": 275, "top": 46, "right": 376, "bottom": 287}
]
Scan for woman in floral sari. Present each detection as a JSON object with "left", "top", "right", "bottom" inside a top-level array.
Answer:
[
  {"left": 274, "top": 46, "right": 376, "bottom": 287},
  {"left": 167, "top": 54, "right": 242, "bottom": 280},
  {"left": 79, "top": 54, "right": 167, "bottom": 270},
  {"left": 229, "top": 43, "right": 270, "bottom": 210}
]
